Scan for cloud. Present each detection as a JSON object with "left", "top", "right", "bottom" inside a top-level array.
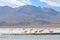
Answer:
[
  {"left": 0, "top": 0, "right": 31, "bottom": 8},
  {"left": 40, "top": 0, "right": 60, "bottom": 7}
]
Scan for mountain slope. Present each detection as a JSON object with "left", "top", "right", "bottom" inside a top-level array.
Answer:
[{"left": 0, "top": 5, "right": 60, "bottom": 26}]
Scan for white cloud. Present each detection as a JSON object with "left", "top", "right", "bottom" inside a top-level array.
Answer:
[
  {"left": 40, "top": 0, "right": 60, "bottom": 7},
  {"left": 0, "top": 0, "right": 31, "bottom": 8}
]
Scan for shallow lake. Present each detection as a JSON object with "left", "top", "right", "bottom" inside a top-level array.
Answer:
[{"left": 0, "top": 35, "right": 60, "bottom": 40}]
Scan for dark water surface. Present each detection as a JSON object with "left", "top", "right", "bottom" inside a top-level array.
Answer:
[{"left": 0, "top": 35, "right": 60, "bottom": 40}]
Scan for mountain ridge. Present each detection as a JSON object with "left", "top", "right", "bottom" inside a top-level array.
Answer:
[{"left": 0, "top": 5, "right": 60, "bottom": 27}]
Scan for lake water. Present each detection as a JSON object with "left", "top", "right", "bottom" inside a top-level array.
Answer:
[{"left": 0, "top": 35, "right": 60, "bottom": 40}]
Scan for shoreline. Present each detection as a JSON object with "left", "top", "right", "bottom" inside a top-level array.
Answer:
[{"left": 0, "top": 27, "right": 59, "bottom": 35}]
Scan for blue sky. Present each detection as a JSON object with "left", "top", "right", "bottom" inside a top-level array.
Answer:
[
  {"left": 0, "top": 0, "right": 60, "bottom": 11},
  {"left": 30, "top": 0, "right": 60, "bottom": 11}
]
